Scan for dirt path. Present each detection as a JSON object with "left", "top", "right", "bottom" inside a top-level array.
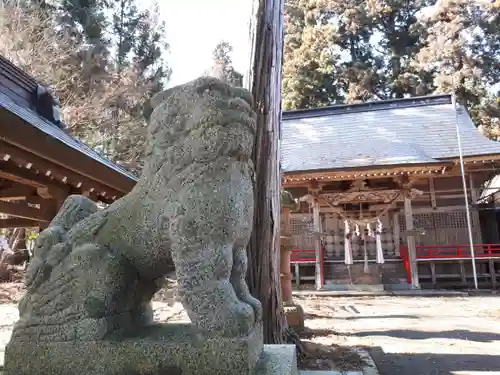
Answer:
[
  {"left": 2, "top": 278, "right": 500, "bottom": 375},
  {"left": 298, "top": 295, "right": 500, "bottom": 375}
]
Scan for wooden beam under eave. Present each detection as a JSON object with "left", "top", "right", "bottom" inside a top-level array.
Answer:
[
  {"left": 0, "top": 160, "right": 68, "bottom": 190},
  {"left": 0, "top": 218, "right": 39, "bottom": 228},
  {"left": 0, "top": 111, "right": 136, "bottom": 194},
  {"left": 0, "top": 200, "right": 50, "bottom": 221},
  {"left": 0, "top": 139, "right": 126, "bottom": 199},
  {"left": 0, "top": 165, "right": 44, "bottom": 188},
  {"left": 0, "top": 184, "right": 36, "bottom": 201},
  {"left": 283, "top": 166, "right": 449, "bottom": 186}
]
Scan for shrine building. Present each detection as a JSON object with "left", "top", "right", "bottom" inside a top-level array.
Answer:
[
  {"left": 0, "top": 55, "right": 138, "bottom": 230},
  {"left": 282, "top": 94, "right": 500, "bottom": 290}
]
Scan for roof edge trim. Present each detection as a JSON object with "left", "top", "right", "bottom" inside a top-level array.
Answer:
[
  {"left": 282, "top": 160, "right": 450, "bottom": 176},
  {"left": 282, "top": 93, "right": 453, "bottom": 120}
]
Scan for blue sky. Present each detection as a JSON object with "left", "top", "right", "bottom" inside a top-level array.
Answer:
[{"left": 156, "top": 0, "right": 253, "bottom": 87}]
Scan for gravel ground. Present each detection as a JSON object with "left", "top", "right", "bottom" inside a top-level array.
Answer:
[
  {"left": 2, "top": 280, "right": 500, "bottom": 375},
  {"left": 0, "top": 279, "right": 189, "bottom": 369},
  {"left": 0, "top": 300, "right": 190, "bottom": 368},
  {"left": 297, "top": 295, "right": 500, "bottom": 375}
]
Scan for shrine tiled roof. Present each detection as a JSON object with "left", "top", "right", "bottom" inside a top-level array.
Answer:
[{"left": 281, "top": 94, "right": 500, "bottom": 173}]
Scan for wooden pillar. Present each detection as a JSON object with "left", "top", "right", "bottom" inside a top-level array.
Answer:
[
  {"left": 430, "top": 262, "right": 437, "bottom": 288},
  {"left": 489, "top": 259, "right": 496, "bottom": 289},
  {"left": 459, "top": 261, "right": 467, "bottom": 285},
  {"left": 280, "top": 207, "right": 294, "bottom": 304},
  {"left": 468, "top": 173, "right": 483, "bottom": 244},
  {"left": 393, "top": 212, "right": 400, "bottom": 256},
  {"left": 312, "top": 199, "right": 323, "bottom": 290},
  {"left": 429, "top": 178, "right": 437, "bottom": 209},
  {"left": 294, "top": 264, "right": 300, "bottom": 288},
  {"left": 404, "top": 196, "right": 420, "bottom": 289}
]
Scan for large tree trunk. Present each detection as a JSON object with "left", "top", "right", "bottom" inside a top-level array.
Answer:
[{"left": 246, "top": 0, "right": 286, "bottom": 344}]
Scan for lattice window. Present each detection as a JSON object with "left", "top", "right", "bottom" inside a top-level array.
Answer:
[
  {"left": 290, "top": 217, "right": 314, "bottom": 235},
  {"left": 290, "top": 217, "right": 315, "bottom": 250},
  {"left": 434, "top": 211, "right": 468, "bottom": 228},
  {"left": 399, "top": 211, "right": 469, "bottom": 231}
]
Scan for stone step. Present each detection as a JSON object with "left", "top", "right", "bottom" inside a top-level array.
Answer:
[
  {"left": 323, "top": 284, "right": 384, "bottom": 292},
  {"left": 325, "top": 264, "right": 382, "bottom": 285},
  {"left": 299, "top": 371, "right": 362, "bottom": 375},
  {"left": 254, "top": 344, "right": 298, "bottom": 375}
]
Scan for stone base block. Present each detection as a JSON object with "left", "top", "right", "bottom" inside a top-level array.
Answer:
[
  {"left": 254, "top": 344, "right": 298, "bottom": 375},
  {"left": 4, "top": 323, "right": 263, "bottom": 375},
  {"left": 323, "top": 284, "right": 384, "bottom": 292},
  {"left": 284, "top": 304, "right": 305, "bottom": 332}
]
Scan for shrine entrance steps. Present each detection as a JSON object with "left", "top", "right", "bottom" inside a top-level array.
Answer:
[{"left": 322, "top": 260, "right": 410, "bottom": 291}]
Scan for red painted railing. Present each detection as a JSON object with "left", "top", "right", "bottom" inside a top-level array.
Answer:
[
  {"left": 400, "top": 244, "right": 500, "bottom": 283},
  {"left": 290, "top": 248, "right": 325, "bottom": 287}
]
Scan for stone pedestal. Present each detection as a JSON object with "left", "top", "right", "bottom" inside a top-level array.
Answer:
[
  {"left": 4, "top": 323, "right": 299, "bottom": 375},
  {"left": 254, "top": 345, "right": 298, "bottom": 375},
  {"left": 4, "top": 323, "right": 263, "bottom": 375},
  {"left": 283, "top": 304, "right": 305, "bottom": 332}
]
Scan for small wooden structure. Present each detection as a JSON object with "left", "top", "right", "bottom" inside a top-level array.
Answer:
[
  {"left": 0, "top": 55, "right": 137, "bottom": 230},
  {"left": 282, "top": 94, "right": 500, "bottom": 290}
]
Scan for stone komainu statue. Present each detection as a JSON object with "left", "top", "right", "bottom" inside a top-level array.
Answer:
[{"left": 9, "top": 77, "right": 262, "bottom": 344}]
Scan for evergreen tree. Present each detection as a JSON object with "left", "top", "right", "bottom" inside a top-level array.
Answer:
[
  {"left": 282, "top": 0, "right": 343, "bottom": 109},
  {"left": 322, "top": 0, "right": 381, "bottom": 103},
  {"left": 207, "top": 41, "right": 243, "bottom": 86},
  {"left": 112, "top": 0, "right": 142, "bottom": 72},
  {"left": 58, "top": 0, "right": 108, "bottom": 44},
  {"left": 416, "top": 0, "right": 499, "bottom": 137},
  {"left": 133, "top": 3, "right": 170, "bottom": 120},
  {"left": 282, "top": 0, "right": 500, "bottom": 138},
  {"left": 108, "top": 1, "right": 170, "bottom": 171},
  {"left": 416, "top": 0, "right": 485, "bottom": 105},
  {"left": 0, "top": 0, "right": 170, "bottom": 174},
  {"left": 364, "top": 0, "right": 435, "bottom": 99}
]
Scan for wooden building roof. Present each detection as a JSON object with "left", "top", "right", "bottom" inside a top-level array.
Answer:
[
  {"left": 281, "top": 94, "right": 500, "bottom": 174},
  {"left": 0, "top": 56, "right": 137, "bottom": 197},
  {"left": 0, "top": 55, "right": 138, "bottom": 227}
]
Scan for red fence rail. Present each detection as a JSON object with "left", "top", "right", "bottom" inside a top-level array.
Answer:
[
  {"left": 289, "top": 245, "right": 500, "bottom": 286},
  {"left": 400, "top": 244, "right": 500, "bottom": 283},
  {"left": 400, "top": 244, "right": 500, "bottom": 260},
  {"left": 290, "top": 248, "right": 325, "bottom": 287}
]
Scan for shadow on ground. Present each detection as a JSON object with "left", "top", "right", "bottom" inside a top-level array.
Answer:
[
  {"left": 299, "top": 327, "right": 339, "bottom": 339},
  {"left": 351, "top": 329, "right": 500, "bottom": 343},
  {"left": 306, "top": 312, "right": 420, "bottom": 320},
  {"left": 367, "top": 346, "right": 500, "bottom": 375}
]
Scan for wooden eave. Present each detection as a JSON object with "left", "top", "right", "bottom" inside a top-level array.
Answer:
[
  {"left": 282, "top": 162, "right": 451, "bottom": 187},
  {"left": 0, "top": 55, "right": 138, "bottom": 206},
  {"left": 282, "top": 153, "right": 500, "bottom": 187},
  {"left": 0, "top": 108, "right": 136, "bottom": 202},
  {"left": 448, "top": 154, "right": 500, "bottom": 167}
]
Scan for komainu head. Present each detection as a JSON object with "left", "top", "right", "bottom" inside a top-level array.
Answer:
[{"left": 143, "top": 77, "right": 256, "bottom": 175}]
